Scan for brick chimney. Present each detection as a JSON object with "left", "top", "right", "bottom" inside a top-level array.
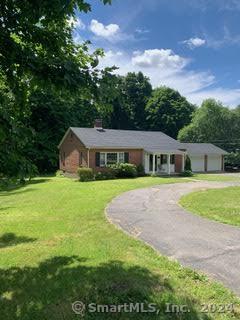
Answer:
[{"left": 94, "top": 119, "right": 103, "bottom": 129}]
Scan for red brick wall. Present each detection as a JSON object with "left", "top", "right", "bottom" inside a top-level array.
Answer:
[
  {"left": 59, "top": 131, "right": 144, "bottom": 173},
  {"left": 59, "top": 130, "right": 88, "bottom": 173},
  {"left": 89, "top": 149, "right": 143, "bottom": 172},
  {"left": 175, "top": 154, "right": 183, "bottom": 173}
]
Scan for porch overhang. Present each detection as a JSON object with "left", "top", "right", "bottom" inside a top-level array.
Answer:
[
  {"left": 144, "top": 148, "right": 185, "bottom": 175},
  {"left": 144, "top": 148, "right": 185, "bottom": 155}
]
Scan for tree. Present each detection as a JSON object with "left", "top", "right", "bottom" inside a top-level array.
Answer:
[
  {"left": 97, "top": 72, "right": 152, "bottom": 130},
  {"left": 0, "top": 77, "right": 36, "bottom": 179},
  {"left": 0, "top": 0, "right": 111, "bottom": 179},
  {"left": 96, "top": 73, "right": 132, "bottom": 130},
  {"left": 178, "top": 99, "right": 240, "bottom": 152},
  {"left": 145, "top": 86, "right": 195, "bottom": 138},
  {"left": 225, "top": 152, "right": 240, "bottom": 168},
  {"left": 122, "top": 72, "right": 152, "bottom": 129},
  {"left": 26, "top": 88, "right": 99, "bottom": 173}
]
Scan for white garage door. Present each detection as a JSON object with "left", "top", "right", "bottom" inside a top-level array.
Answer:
[
  {"left": 190, "top": 155, "right": 205, "bottom": 172},
  {"left": 208, "top": 155, "right": 222, "bottom": 171}
]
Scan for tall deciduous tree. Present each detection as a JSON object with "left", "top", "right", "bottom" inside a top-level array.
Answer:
[
  {"left": 26, "top": 88, "right": 99, "bottom": 173},
  {"left": 145, "top": 86, "right": 195, "bottom": 138},
  {"left": 178, "top": 99, "right": 240, "bottom": 152},
  {"left": 0, "top": 0, "right": 111, "bottom": 178},
  {"left": 122, "top": 72, "right": 152, "bottom": 129},
  {"left": 96, "top": 73, "right": 132, "bottom": 129},
  {"left": 97, "top": 72, "right": 152, "bottom": 130}
]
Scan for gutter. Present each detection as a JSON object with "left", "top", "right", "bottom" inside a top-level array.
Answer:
[{"left": 85, "top": 146, "right": 143, "bottom": 150}]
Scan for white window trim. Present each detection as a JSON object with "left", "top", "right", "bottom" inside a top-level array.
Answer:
[{"left": 100, "top": 152, "right": 125, "bottom": 167}]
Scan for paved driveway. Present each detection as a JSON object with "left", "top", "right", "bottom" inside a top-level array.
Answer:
[{"left": 106, "top": 181, "right": 240, "bottom": 295}]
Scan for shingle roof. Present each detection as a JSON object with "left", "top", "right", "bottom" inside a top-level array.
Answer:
[
  {"left": 180, "top": 143, "right": 228, "bottom": 155},
  {"left": 60, "top": 127, "right": 227, "bottom": 155},
  {"left": 70, "top": 127, "right": 182, "bottom": 151}
]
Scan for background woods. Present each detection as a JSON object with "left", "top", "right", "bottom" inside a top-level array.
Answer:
[{"left": 0, "top": 0, "right": 239, "bottom": 178}]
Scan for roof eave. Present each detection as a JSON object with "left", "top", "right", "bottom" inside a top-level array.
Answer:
[
  {"left": 86, "top": 146, "right": 144, "bottom": 150},
  {"left": 58, "top": 127, "right": 87, "bottom": 149}
]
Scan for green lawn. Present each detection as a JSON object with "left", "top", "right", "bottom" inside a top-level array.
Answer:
[
  {"left": 192, "top": 173, "right": 240, "bottom": 182},
  {"left": 180, "top": 187, "right": 240, "bottom": 227},
  {"left": 0, "top": 176, "right": 239, "bottom": 320}
]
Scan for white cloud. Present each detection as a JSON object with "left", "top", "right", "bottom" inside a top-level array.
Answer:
[
  {"left": 135, "top": 28, "right": 149, "bottom": 34},
  {"left": 98, "top": 48, "right": 240, "bottom": 107},
  {"left": 132, "top": 49, "right": 189, "bottom": 70},
  {"left": 205, "top": 26, "right": 240, "bottom": 49},
  {"left": 68, "top": 17, "right": 85, "bottom": 30},
  {"left": 99, "top": 49, "right": 214, "bottom": 97},
  {"left": 182, "top": 0, "right": 240, "bottom": 11},
  {"left": 187, "top": 88, "right": 240, "bottom": 107},
  {"left": 90, "top": 19, "right": 120, "bottom": 38},
  {"left": 182, "top": 37, "right": 206, "bottom": 49},
  {"left": 104, "top": 50, "right": 123, "bottom": 58},
  {"left": 89, "top": 19, "right": 135, "bottom": 43}
]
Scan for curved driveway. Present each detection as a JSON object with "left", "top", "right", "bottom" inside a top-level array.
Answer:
[{"left": 106, "top": 181, "right": 240, "bottom": 295}]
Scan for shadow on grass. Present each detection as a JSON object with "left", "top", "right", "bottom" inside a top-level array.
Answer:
[
  {"left": 0, "top": 255, "right": 211, "bottom": 320},
  {"left": 0, "top": 178, "right": 50, "bottom": 195},
  {"left": 0, "top": 233, "right": 37, "bottom": 249}
]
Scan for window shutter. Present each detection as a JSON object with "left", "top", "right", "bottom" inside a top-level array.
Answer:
[
  {"left": 124, "top": 152, "right": 129, "bottom": 163},
  {"left": 95, "top": 152, "right": 100, "bottom": 167}
]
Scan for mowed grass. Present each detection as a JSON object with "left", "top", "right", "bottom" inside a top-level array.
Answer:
[
  {"left": 192, "top": 173, "right": 240, "bottom": 182},
  {"left": 180, "top": 187, "right": 240, "bottom": 227},
  {"left": 0, "top": 176, "right": 240, "bottom": 320}
]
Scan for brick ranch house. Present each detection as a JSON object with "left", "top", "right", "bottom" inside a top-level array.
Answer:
[{"left": 58, "top": 120, "right": 227, "bottom": 175}]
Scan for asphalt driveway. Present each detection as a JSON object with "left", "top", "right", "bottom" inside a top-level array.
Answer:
[{"left": 106, "top": 181, "right": 240, "bottom": 295}]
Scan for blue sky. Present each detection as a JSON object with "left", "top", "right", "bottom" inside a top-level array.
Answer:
[{"left": 73, "top": 0, "right": 240, "bottom": 107}]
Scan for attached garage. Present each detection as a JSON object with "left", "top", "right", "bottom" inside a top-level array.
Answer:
[
  {"left": 181, "top": 143, "right": 227, "bottom": 173},
  {"left": 189, "top": 155, "right": 205, "bottom": 172},
  {"left": 207, "top": 155, "right": 222, "bottom": 172}
]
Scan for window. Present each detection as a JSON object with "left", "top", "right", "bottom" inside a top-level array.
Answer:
[
  {"left": 118, "top": 152, "right": 125, "bottom": 163},
  {"left": 107, "top": 153, "right": 118, "bottom": 165},
  {"left": 99, "top": 152, "right": 126, "bottom": 167}
]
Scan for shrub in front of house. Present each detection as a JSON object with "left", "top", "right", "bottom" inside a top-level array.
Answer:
[
  {"left": 78, "top": 167, "right": 94, "bottom": 182},
  {"left": 109, "top": 163, "right": 138, "bottom": 178},
  {"left": 136, "top": 164, "right": 145, "bottom": 177},
  {"left": 55, "top": 170, "right": 64, "bottom": 177},
  {"left": 179, "top": 170, "right": 193, "bottom": 177},
  {"left": 184, "top": 155, "right": 192, "bottom": 172},
  {"left": 95, "top": 171, "right": 115, "bottom": 181},
  {"left": 225, "top": 152, "right": 240, "bottom": 171}
]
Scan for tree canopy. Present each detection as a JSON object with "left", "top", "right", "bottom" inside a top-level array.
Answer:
[
  {"left": 97, "top": 72, "right": 152, "bottom": 130},
  {"left": 122, "top": 72, "right": 152, "bottom": 129},
  {"left": 145, "top": 86, "right": 196, "bottom": 138},
  {"left": 1, "top": 0, "right": 239, "bottom": 178},
  {"left": 0, "top": 0, "right": 111, "bottom": 178},
  {"left": 178, "top": 99, "right": 240, "bottom": 152}
]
